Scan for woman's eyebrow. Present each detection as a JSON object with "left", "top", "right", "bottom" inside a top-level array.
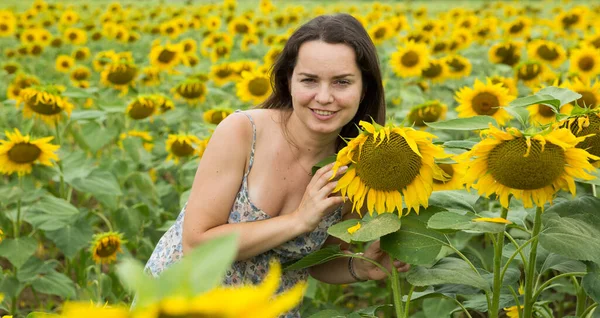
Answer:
[{"left": 298, "top": 72, "right": 356, "bottom": 79}]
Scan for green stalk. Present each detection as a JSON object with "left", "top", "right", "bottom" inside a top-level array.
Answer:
[
  {"left": 489, "top": 206, "right": 509, "bottom": 318},
  {"left": 390, "top": 267, "right": 405, "bottom": 318},
  {"left": 14, "top": 176, "right": 23, "bottom": 238},
  {"left": 404, "top": 284, "right": 415, "bottom": 316},
  {"left": 54, "top": 123, "right": 66, "bottom": 199},
  {"left": 574, "top": 277, "right": 587, "bottom": 317},
  {"left": 523, "top": 207, "right": 543, "bottom": 317}
]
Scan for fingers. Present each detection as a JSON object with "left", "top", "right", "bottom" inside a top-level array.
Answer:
[
  {"left": 314, "top": 165, "right": 348, "bottom": 190},
  {"left": 393, "top": 260, "right": 411, "bottom": 272}
]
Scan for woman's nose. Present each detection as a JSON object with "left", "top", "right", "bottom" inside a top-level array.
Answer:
[{"left": 314, "top": 84, "right": 334, "bottom": 105}]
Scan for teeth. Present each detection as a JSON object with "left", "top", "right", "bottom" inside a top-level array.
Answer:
[{"left": 313, "top": 109, "right": 335, "bottom": 116}]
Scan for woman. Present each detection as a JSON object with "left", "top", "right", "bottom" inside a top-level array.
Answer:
[{"left": 144, "top": 13, "right": 409, "bottom": 317}]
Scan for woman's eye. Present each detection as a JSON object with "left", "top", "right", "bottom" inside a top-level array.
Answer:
[
  {"left": 335, "top": 80, "right": 351, "bottom": 86},
  {"left": 301, "top": 78, "right": 315, "bottom": 83}
]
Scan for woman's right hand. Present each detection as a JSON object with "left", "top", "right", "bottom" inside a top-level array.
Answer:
[{"left": 294, "top": 163, "right": 349, "bottom": 233}]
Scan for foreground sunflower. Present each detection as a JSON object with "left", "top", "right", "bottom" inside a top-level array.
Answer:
[
  {"left": 90, "top": 231, "right": 125, "bottom": 264},
  {"left": 462, "top": 125, "right": 598, "bottom": 208},
  {"left": 0, "top": 128, "right": 59, "bottom": 176},
  {"left": 332, "top": 121, "right": 445, "bottom": 215},
  {"left": 390, "top": 40, "right": 431, "bottom": 77},
  {"left": 236, "top": 70, "right": 272, "bottom": 104},
  {"left": 455, "top": 79, "right": 515, "bottom": 126},
  {"left": 166, "top": 133, "right": 207, "bottom": 164},
  {"left": 17, "top": 85, "right": 75, "bottom": 126},
  {"left": 204, "top": 107, "right": 234, "bottom": 125}
]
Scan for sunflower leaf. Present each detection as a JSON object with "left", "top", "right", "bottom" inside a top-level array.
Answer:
[
  {"left": 311, "top": 155, "right": 337, "bottom": 175},
  {"left": 424, "top": 116, "right": 498, "bottom": 130},
  {"left": 407, "top": 257, "right": 490, "bottom": 292},
  {"left": 283, "top": 245, "right": 345, "bottom": 271},
  {"left": 0, "top": 237, "right": 37, "bottom": 269},
  {"left": 582, "top": 262, "right": 600, "bottom": 304},
  {"left": 427, "top": 211, "right": 506, "bottom": 233},
  {"left": 327, "top": 213, "right": 401, "bottom": 243}
]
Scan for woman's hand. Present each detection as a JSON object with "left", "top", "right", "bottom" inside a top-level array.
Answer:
[
  {"left": 355, "top": 240, "right": 411, "bottom": 281},
  {"left": 293, "top": 162, "right": 348, "bottom": 233}
]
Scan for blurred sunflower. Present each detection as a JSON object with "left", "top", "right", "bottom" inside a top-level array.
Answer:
[
  {"left": 504, "top": 17, "right": 531, "bottom": 38},
  {"left": 59, "top": 9, "right": 79, "bottom": 26},
  {"left": 166, "top": 133, "right": 207, "bottom": 164},
  {"left": 3, "top": 61, "right": 20, "bottom": 75},
  {"left": 140, "top": 66, "right": 161, "bottom": 87},
  {"left": 406, "top": 100, "right": 447, "bottom": 127},
  {"left": 210, "top": 42, "right": 232, "bottom": 62},
  {"left": 160, "top": 20, "right": 182, "bottom": 39},
  {"left": 203, "top": 107, "right": 234, "bottom": 125},
  {"left": 205, "top": 16, "right": 222, "bottom": 31},
  {"left": 0, "top": 14, "right": 16, "bottom": 37},
  {"left": 179, "top": 38, "right": 197, "bottom": 54},
  {"left": 560, "top": 111, "right": 600, "bottom": 164},
  {"left": 27, "top": 44, "right": 44, "bottom": 56},
  {"left": 489, "top": 75, "right": 518, "bottom": 96},
  {"left": 228, "top": 16, "right": 255, "bottom": 37},
  {"left": 368, "top": 21, "right": 393, "bottom": 45},
  {"left": 7, "top": 73, "right": 39, "bottom": 100},
  {"left": 236, "top": 70, "right": 272, "bottom": 104},
  {"left": 101, "top": 59, "right": 138, "bottom": 95},
  {"left": 390, "top": 41, "right": 431, "bottom": 78},
  {"left": 0, "top": 128, "right": 59, "bottom": 176},
  {"left": 72, "top": 47, "right": 91, "bottom": 61},
  {"left": 264, "top": 45, "right": 283, "bottom": 66},
  {"left": 19, "top": 28, "right": 38, "bottom": 45},
  {"left": 420, "top": 59, "right": 447, "bottom": 83},
  {"left": 93, "top": 50, "right": 116, "bottom": 72},
  {"left": 60, "top": 302, "right": 128, "bottom": 318},
  {"left": 126, "top": 96, "right": 158, "bottom": 121},
  {"left": 210, "top": 63, "right": 237, "bottom": 86},
  {"left": 566, "top": 78, "right": 600, "bottom": 109},
  {"left": 233, "top": 60, "right": 258, "bottom": 76},
  {"left": 241, "top": 34, "right": 260, "bottom": 52},
  {"left": 527, "top": 40, "right": 566, "bottom": 69},
  {"left": 462, "top": 125, "right": 598, "bottom": 208},
  {"left": 455, "top": 79, "right": 515, "bottom": 126},
  {"left": 489, "top": 41, "right": 522, "bottom": 66},
  {"left": 152, "top": 94, "right": 175, "bottom": 113},
  {"left": 432, "top": 160, "right": 467, "bottom": 191},
  {"left": 173, "top": 77, "right": 207, "bottom": 105},
  {"left": 443, "top": 55, "right": 471, "bottom": 79},
  {"left": 515, "top": 61, "right": 548, "bottom": 88},
  {"left": 70, "top": 65, "right": 91, "bottom": 86},
  {"left": 119, "top": 130, "right": 154, "bottom": 152},
  {"left": 332, "top": 121, "right": 445, "bottom": 215},
  {"left": 17, "top": 85, "right": 74, "bottom": 126},
  {"left": 63, "top": 27, "right": 87, "bottom": 45},
  {"left": 55, "top": 55, "right": 75, "bottom": 73},
  {"left": 569, "top": 45, "right": 600, "bottom": 81},
  {"left": 149, "top": 43, "right": 183, "bottom": 71},
  {"left": 556, "top": 7, "right": 587, "bottom": 31},
  {"left": 90, "top": 231, "right": 125, "bottom": 264}
]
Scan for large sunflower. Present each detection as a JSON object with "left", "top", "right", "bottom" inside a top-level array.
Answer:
[
  {"left": 165, "top": 133, "right": 207, "bottom": 164},
  {"left": 390, "top": 41, "right": 431, "bottom": 78},
  {"left": 455, "top": 79, "right": 515, "bottom": 126},
  {"left": 17, "top": 85, "right": 74, "bottom": 126},
  {"left": 569, "top": 45, "right": 600, "bottom": 81},
  {"left": 462, "top": 125, "right": 598, "bottom": 208},
  {"left": 527, "top": 40, "right": 566, "bottom": 69},
  {"left": 236, "top": 70, "right": 272, "bottom": 104},
  {"left": 331, "top": 121, "right": 446, "bottom": 215},
  {"left": 0, "top": 128, "right": 59, "bottom": 176},
  {"left": 90, "top": 231, "right": 125, "bottom": 264},
  {"left": 406, "top": 100, "right": 447, "bottom": 127},
  {"left": 489, "top": 41, "right": 522, "bottom": 66}
]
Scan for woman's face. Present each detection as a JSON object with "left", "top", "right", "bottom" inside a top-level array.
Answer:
[{"left": 289, "top": 40, "right": 363, "bottom": 135}]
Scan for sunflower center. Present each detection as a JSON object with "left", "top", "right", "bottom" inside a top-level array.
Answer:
[
  {"left": 177, "top": 83, "right": 205, "bottom": 99},
  {"left": 488, "top": 138, "right": 565, "bottom": 190},
  {"left": 422, "top": 63, "right": 442, "bottom": 78},
  {"left": 509, "top": 21, "right": 524, "bottom": 34},
  {"left": 517, "top": 64, "right": 542, "bottom": 81},
  {"left": 75, "top": 50, "right": 86, "bottom": 60},
  {"left": 537, "top": 44, "right": 559, "bottom": 60},
  {"left": 494, "top": 44, "right": 520, "bottom": 66},
  {"left": 0, "top": 24, "right": 7, "bottom": 31},
  {"left": 171, "top": 140, "right": 195, "bottom": 157},
  {"left": 30, "top": 45, "right": 43, "bottom": 55},
  {"left": 158, "top": 49, "right": 176, "bottom": 63},
  {"left": 400, "top": 51, "right": 419, "bottom": 67},
  {"left": 27, "top": 96, "right": 63, "bottom": 115},
  {"left": 248, "top": 77, "right": 270, "bottom": 96},
  {"left": 73, "top": 70, "right": 89, "bottom": 80},
  {"left": 68, "top": 32, "right": 77, "bottom": 40},
  {"left": 591, "top": 37, "right": 600, "bottom": 49},
  {"left": 354, "top": 133, "right": 422, "bottom": 191},
  {"left": 471, "top": 92, "right": 500, "bottom": 115},
  {"left": 409, "top": 104, "right": 443, "bottom": 126},
  {"left": 210, "top": 111, "right": 227, "bottom": 124},
  {"left": 447, "top": 58, "right": 465, "bottom": 72},
  {"left": 374, "top": 27, "right": 386, "bottom": 39},
  {"left": 128, "top": 101, "right": 156, "bottom": 119},
  {"left": 107, "top": 65, "right": 137, "bottom": 85},
  {"left": 7, "top": 142, "right": 41, "bottom": 164},
  {"left": 576, "top": 91, "right": 598, "bottom": 108},
  {"left": 433, "top": 42, "right": 446, "bottom": 53},
  {"left": 562, "top": 14, "right": 579, "bottom": 27},
  {"left": 95, "top": 239, "right": 120, "bottom": 257},
  {"left": 537, "top": 104, "right": 556, "bottom": 117},
  {"left": 216, "top": 67, "right": 232, "bottom": 78},
  {"left": 578, "top": 56, "right": 595, "bottom": 72},
  {"left": 235, "top": 23, "right": 249, "bottom": 34},
  {"left": 61, "top": 61, "right": 70, "bottom": 68},
  {"left": 433, "top": 163, "right": 454, "bottom": 184},
  {"left": 4, "top": 65, "right": 17, "bottom": 74}
]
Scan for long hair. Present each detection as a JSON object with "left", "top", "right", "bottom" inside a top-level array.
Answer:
[{"left": 259, "top": 14, "right": 386, "bottom": 151}]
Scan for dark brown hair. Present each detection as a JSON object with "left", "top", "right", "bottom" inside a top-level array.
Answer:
[{"left": 260, "top": 13, "right": 386, "bottom": 151}]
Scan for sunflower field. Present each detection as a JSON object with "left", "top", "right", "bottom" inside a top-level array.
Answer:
[{"left": 1, "top": 0, "right": 600, "bottom": 317}]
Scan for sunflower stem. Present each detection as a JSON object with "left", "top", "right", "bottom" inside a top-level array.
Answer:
[
  {"left": 575, "top": 277, "right": 587, "bottom": 317},
  {"left": 490, "top": 206, "right": 509, "bottom": 318},
  {"left": 523, "top": 206, "right": 543, "bottom": 318},
  {"left": 593, "top": 184, "right": 597, "bottom": 197},
  {"left": 404, "top": 284, "right": 415, "bottom": 316},
  {"left": 54, "top": 123, "right": 66, "bottom": 199},
  {"left": 14, "top": 176, "right": 23, "bottom": 238},
  {"left": 95, "top": 263, "right": 103, "bottom": 305},
  {"left": 508, "top": 286, "right": 522, "bottom": 318},
  {"left": 390, "top": 266, "right": 405, "bottom": 318}
]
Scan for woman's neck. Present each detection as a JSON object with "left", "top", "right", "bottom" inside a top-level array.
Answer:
[{"left": 281, "top": 109, "right": 339, "bottom": 161}]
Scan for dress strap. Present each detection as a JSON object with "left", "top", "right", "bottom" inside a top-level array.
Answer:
[{"left": 235, "top": 110, "right": 256, "bottom": 176}]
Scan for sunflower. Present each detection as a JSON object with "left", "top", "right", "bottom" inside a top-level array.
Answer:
[
  {"left": 420, "top": 58, "right": 447, "bottom": 83},
  {"left": 152, "top": 94, "right": 175, "bottom": 113},
  {"left": 489, "top": 41, "right": 522, "bottom": 66},
  {"left": 160, "top": 21, "right": 182, "bottom": 39},
  {"left": 63, "top": 27, "right": 87, "bottom": 45},
  {"left": 55, "top": 55, "right": 75, "bottom": 73},
  {"left": 140, "top": 66, "right": 161, "bottom": 87},
  {"left": 210, "top": 42, "right": 232, "bottom": 62},
  {"left": 20, "top": 28, "right": 38, "bottom": 45},
  {"left": 101, "top": 60, "right": 138, "bottom": 95},
  {"left": 0, "top": 128, "right": 59, "bottom": 176},
  {"left": 0, "top": 16, "right": 16, "bottom": 37},
  {"left": 233, "top": 60, "right": 258, "bottom": 77},
  {"left": 556, "top": 7, "right": 587, "bottom": 31},
  {"left": 72, "top": 47, "right": 91, "bottom": 61},
  {"left": 203, "top": 107, "right": 234, "bottom": 125},
  {"left": 462, "top": 125, "right": 598, "bottom": 208},
  {"left": 566, "top": 78, "right": 600, "bottom": 109},
  {"left": 228, "top": 16, "right": 255, "bottom": 36},
  {"left": 149, "top": 43, "right": 183, "bottom": 71},
  {"left": 210, "top": 63, "right": 238, "bottom": 86},
  {"left": 179, "top": 38, "right": 197, "bottom": 54},
  {"left": 368, "top": 21, "right": 393, "bottom": 45},
  {"left": 241, "top": 34, "right": 260, "bottom": 52},
  {"left": 455, "top": 79, "right": 515, "bottom": 125},
  {"left": 264, "top": 45, "right": 283, "bottom": 66},
  {"left": 560, "top": 112, "right": 600, "bottom": 164},
  {"left": 3, "top": 61, "right": 20, "bottom": 75},
  {"left": 504, "top": 305, "right": 524, "bottom": 318},
  {"left": 119, "top": 130, "right": 153, "bottom": 151},
  {"left": 173, "top": 77, "right": 207, "bottom": 105},
  {"left": 406, "top": 100, "right": 448, "bottom": 127},
  {"left": 59, "top": 10, "right": 79, "bottom": 26},
  {"left": 390, "top": 41, "right": 431, "bottom": 78},
  {"left": 27, "top": 44, "right": 44, "bottom": 56},
  {"left": 17, "top": 85, "right": 74, "bottom": 126},
  {"left": 515, "top": 61, "right": 548, "bottom": 88},
  {"left": 569, "top": 45, "right": 600, "bottom": 81},
  {"left": 443, "top": 55, "right": 471, "bottom": 79},
  {"left": 126, "top": 96, "right": 158, "bottom": 121},
  {"left": 165, "top": 133, "right": 207, "bottom": 164},
  {"left": 7, "top": 73, "right": 39, "bottom": 100},
  {"left": 236, "top": 70, "right": 272, "bottom": 104},
  {"left": 528, "top": 87, "right": 561, "bottom": 127},
  {"left": 432, "top": 160, "right": 467, "bottom": 191},
  {"left": 331, "top": 121, "right": 445, "bottom": 215},
  {"left": 93, "top": 50, "right": 116, "bottom": 72},
  {"left": 90, "top": 231, "right": 125, "bottom": 264},
  {"left": 527, "top": 40, "right": 567, "bottom": 69},
  {"left": 70, "top": 65, "right": 91, "bottom": 85},
  {"left": 489, "top": 75, "right": 518, "bottom": 96},
  {"left": 205, "top": 16, "right": 222, "bottom": 31},
  {"left": 503, "top": 17, "right": 531, "bottom": 38},
  {"left": 131, "top": 260, "right": 305, "bottom": 318}
]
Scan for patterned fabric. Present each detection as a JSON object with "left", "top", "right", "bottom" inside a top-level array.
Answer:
[{"left": 143, "top": 111, "right": 343, "bottom": 317}]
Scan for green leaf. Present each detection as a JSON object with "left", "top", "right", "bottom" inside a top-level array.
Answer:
[
  {"left": 537, "top": 86, "right": 582, "bottom": 107},
  {"left": 284, "top": 245, "right": 345, "bottom": 271},
  {"left": 462, "top": 293, "right": 514, "bottom": 312},
  {"left": 427, "top": 211, "right": 506, "bottom": 233},
  {"left": 61, "top": 150, "right": 94, "bottom": 183},
  {"left": 327, "top": 213, "right": 401, "bottom": 243},
  {"left": 423, "top": 297, "right": 458, "bottom": 318},
  {"left": 70, "top": 169, "right": 122, "bottom": 197},
  {"left": 0, "top": 237, "right": 37, "bottom": 268},
  {"left": 442, "top": 140, "right": 478, "bottom": 150},
  {"left": 70, "top": 110, "right": 106, "bottom": 121},
  {"left": 425, "top": 116, "right": 497, "bottom": 130},
  {"left": 407, "top": 257, "right": 490, "bottom": 292},
  {"left": 307, "top": 310, "right": 345, "bottom": 318},
  {"left": 381, "top": 208, "right": 447, "bottom": 265},
  {"left": 128, "top": 172, "right": 159, "bottom": 203},
  {"left": 583, "top": 262, "right": 600, "bottom": 304},
  {"left": 428, "top": 190, "right": 478, "bottom": 213},
  {"left": 26, "top": 195, "right": 80, "bottom": 231},
  {"left": 78, "top": 121, "right": 119, "bottom": 153},
  {"left": 508, "top": 87, "right": 581, "bottom": 111},
  {"left": 311, "top": 155, "right": 337, "bottom": 176},
  {"left": 17, "top": 257, "right": 59, "bottom": 283},
  {"left": 157, "top": 233, "right": 238, "bottom": 298},
  {"left": 539, "top": 253, "right": 586, "bottom": 274},
  {"left": 503, "top": 106, "right": 529, "bottom": 127},
  {"left": 116, "top": 258, "right": 159, "bottom": 309},
  {"left": 30, "top": 270, "right": 76, "bottom": 298},
  {"left": 45, "top": 218, "right": 93, "bottom": 259}
]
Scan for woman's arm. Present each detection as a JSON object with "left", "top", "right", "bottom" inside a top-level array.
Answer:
[{"left": 182, "top": 113, "right": 346, "bottom": 261}]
